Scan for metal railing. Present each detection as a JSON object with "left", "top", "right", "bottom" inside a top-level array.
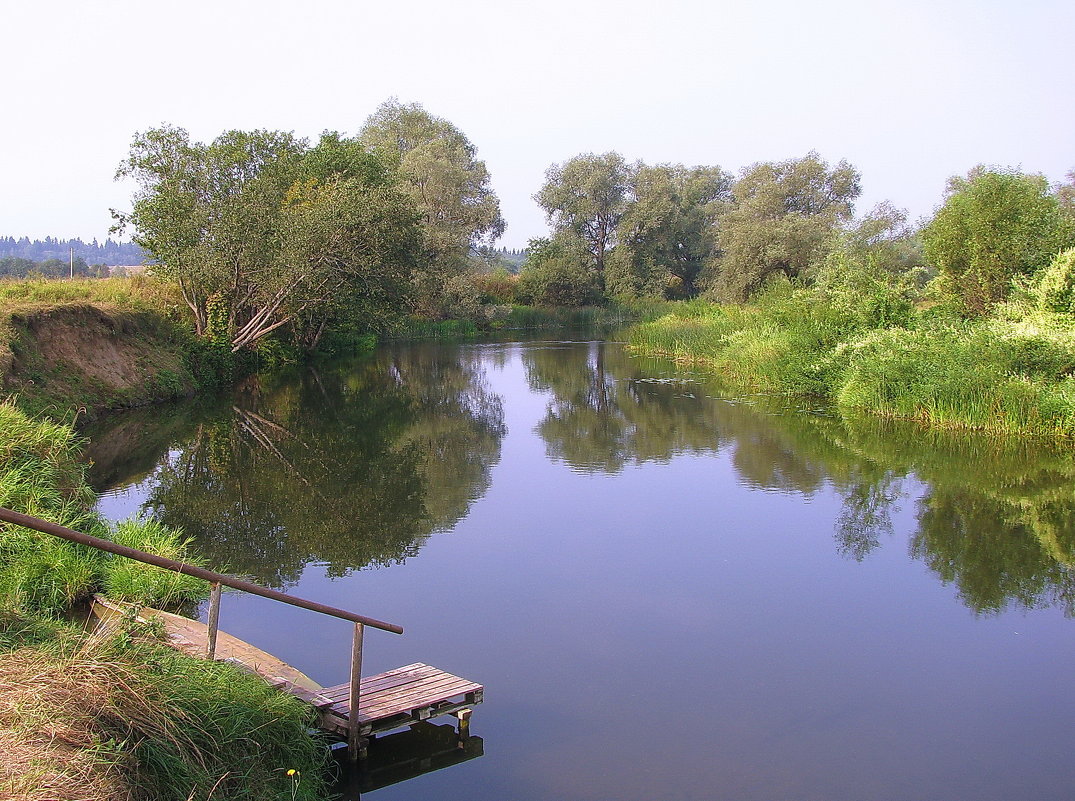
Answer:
[{"left": 0, "top": 505, "right": 401, "bottom": 760}]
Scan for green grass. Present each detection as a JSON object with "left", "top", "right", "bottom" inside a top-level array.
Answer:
[
  {"left": 0, "top": 275, "right": 185, "bottom": 316},
  {"left": 0, "top": 614, "right": 328, "bottom": 801},
  {"left": 0, "top": 402, "right": 329, "bottom": 799},
  {"left": 627, "top": 287, "right": 1075, "bottom": 438},
  {"left": 0, "top": 400, "right": 211, "bottom": 614}
]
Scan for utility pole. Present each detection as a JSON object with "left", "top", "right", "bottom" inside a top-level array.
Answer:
[{"left": 69, "top": 246, "right": 74, "bottom": 279}]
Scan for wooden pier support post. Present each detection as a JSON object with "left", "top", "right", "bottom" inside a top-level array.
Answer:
[
  {"left": 347, "top": 622, "right": 365, "bottom": 762},
  {"left": 456, "top": 708, "right": 472, "bottom": 746},
  {"left": 205, "top": 582, "right": 222, "bottom": 659}
]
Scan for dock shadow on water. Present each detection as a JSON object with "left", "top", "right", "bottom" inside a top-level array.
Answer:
[
  {"left": 329, "top": 721, "right": 484, "bottom": 798},
  {"left": 85, "top": 338, "right": 1075, "bottom": 800}
]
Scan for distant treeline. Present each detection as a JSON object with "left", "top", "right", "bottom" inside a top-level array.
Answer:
[
  {"left": 0, "top": 236, "right": 146, "bottom": 266},
  {"left": 0, "top": 256, "right": 113, "bottom": 278}
]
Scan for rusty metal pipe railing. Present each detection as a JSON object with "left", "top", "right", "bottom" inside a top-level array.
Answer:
[
  {"left": 0, "top": 506, "right": 402, "bottom": 634},
  {"left": 0, "top": 504, "right": 402, "bottom": 761}
]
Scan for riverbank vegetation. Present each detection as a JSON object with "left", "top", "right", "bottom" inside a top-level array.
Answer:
[
  {"left": 2, "top": 98, "right": 1074, "bottom": 796},
  {"left": 0, "top": 400, "right": 329, "bottom": 798},
  {"left": 615, "top": 164, "right": 1075, "bottom": 438}
]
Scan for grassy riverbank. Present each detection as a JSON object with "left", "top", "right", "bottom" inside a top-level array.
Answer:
[
  {"left": 627, "top": 284, "right": 1075, "bottom": 438},
  {"left": 0, "top": 400, "right": 330, "bottom": 799}
]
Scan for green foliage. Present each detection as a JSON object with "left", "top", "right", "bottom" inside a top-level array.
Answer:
[
  {"left": 610, "top": 163, "right": 732, "bottom": 299},
  {"left": 1035, "top": 248, "right": 1075, "bottom": 314},
  {"left": 516, "top": 236, "right": 604, "bottom": 307},
  {"left": 535, "top": 152, "right": 632, "bottom": 281},
  {"left": 359, "top": 99, "right": 505, "bottom": 318},
  {"left": 101, "top": 519, "right": 208, "bottom": 605},
  {"left": 0, "top": 402, "right": 210, "bottom": 614},
  {"left": 815, "top": 219, "right": 919, "bottom": 331},
  {"left": 0, "top": 618, "right": 327, "bottom": 800},
  {"left": 392, "top": 316, "right": 480, "bottom": 339},
  {"left": 709, "top": 152, "right": 861, "bottom": 301},
  {"left": 117, "top": 125, "right": 421, "bottom": 352},
  {"left": 627, "top": 283, "right": 1075, "bottom": 438},
  {"left": 922, "top": 167, "right": 1071, "bottom": 315},
  {"left": 473, "top": 267, "right": 517, "bottom": 305},
  {"left": 835, "top": 321, "right": 1075, "bottom": 435}
]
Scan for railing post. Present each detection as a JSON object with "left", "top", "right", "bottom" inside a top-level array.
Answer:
[
  {"left": 206, "top": 582, "right": 222, "bottom": 659},
  {"left": 348, "top": 622, "right": 365, "bottom": 762}
]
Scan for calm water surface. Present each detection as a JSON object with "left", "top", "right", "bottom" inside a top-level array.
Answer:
[{"left": 87, "top": 338, "right": 1075, "bottom": 801}]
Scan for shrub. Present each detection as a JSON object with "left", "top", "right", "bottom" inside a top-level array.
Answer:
[{"left": 1036, "top": 248, "right": 1075, "bottom": 315}]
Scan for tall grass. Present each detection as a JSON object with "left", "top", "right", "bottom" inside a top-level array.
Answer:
[
  {"left": 0, "top": 275, "right": 185, "bottom": 317},
  {"left": 0, "top": 400, "right": 210, "bottom": 614},
  {"left": 836, "top": 319, "right": 1075, "bottom": 435},
  {"left": 0, "top": 614, "right": 327, "bottom": 800},
  {"left": 627, "top": 286, "right": 1075, "bottom": 438}
]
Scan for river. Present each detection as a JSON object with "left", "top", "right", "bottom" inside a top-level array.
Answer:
[{"left": 86, "top": 336, "right": 1075, "bottom": 801}]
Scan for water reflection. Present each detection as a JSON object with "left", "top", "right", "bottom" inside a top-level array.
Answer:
[
  {"left": 524, "top": 342, "right": 732, "bottom": 471},
  {"left": 523, "top": 340, "right": 1075, "bottom": 616},
  {"left": 86, "top": 344, "right": 504, "bottom": 585},
  {"left": 87, "top": 339, "right": 1075, "bottom": 616},
  {"left": 330, "top": 722, "right": 483, "bottom": 797}
]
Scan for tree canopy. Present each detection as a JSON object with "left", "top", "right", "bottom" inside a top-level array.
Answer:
[
  {"left": 535, "top": 152, "right": 632, "bottom": 285},
  {"left": 116, "top": 126, "right": 421, "bottom": 351},
  {"left": 609, "top": 164, "right": 732, "bottom": 298},
  {"left": 708, "top": 153, "right": 861, "bottom": 301},
  {"left": 359, "top": 100, "right": 505, "bottom": 317},
  {"left": 922, "top": 167, "right": 1072, "bottom": 315}
]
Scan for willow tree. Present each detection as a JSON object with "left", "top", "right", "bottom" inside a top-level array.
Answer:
[
  {"left": 117, "top": 127, "right": 420, "bottom": 351},
  {"left": 535, "top": 152, "right": 632, "bottom": 287},
  {"left": 922, "top": 167, "right": 1071, "bottom": 315},
  {"left": 710, "top": 153, "right": 861, "bottom": 301},
  {"left": 359, "top": 100, "right": 505, "bottom": 317},
  {"left": 610, "top": 163, "right": 732, "bottom": 298}
]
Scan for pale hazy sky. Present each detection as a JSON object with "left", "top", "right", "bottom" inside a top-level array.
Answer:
[{"left": 2, "top": 0, "right": 1072, "bottom": 249}]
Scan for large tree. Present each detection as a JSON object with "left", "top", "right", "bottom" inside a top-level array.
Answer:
[
  {"left": 922, "top": 167, "right": 1071, "bottom": 315},
  {"left": 359, "top": 100, "right": 505, "bottom": 316},
  {"left": 710, "top": 153, "right": 861, "bottom": 301},
  {"left": 117, "top": 127, "right": 420, "bottom": 351},
  {"left": 535, "top": 152, "right": 632, "bottom": 286},
  {"left": 610, "top": 163, "right": 732, "bottom": 298}
]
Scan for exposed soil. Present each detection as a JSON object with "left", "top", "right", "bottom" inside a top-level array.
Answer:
[{"left": 1, "top": 304, "right": 193, "bottom": 419}]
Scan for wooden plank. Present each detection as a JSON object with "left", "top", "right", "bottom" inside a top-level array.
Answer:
[
  {"left": 336, "top": 688, "right": 482, "bottom": 725},
  {"left": 356, "top": 676, "right": 482, "bottom": 716},
  {"left": 319, "top": 663, "right": 444, "bottom": 701},
  {"left": 89, "top": 595, "right": 321, "bottom": 691},
  {"left": 321, "top": 664, "right": 437, "bottom": 699},
  {"left": 325, "top": 670, "right": 481, "bottom": 716}
]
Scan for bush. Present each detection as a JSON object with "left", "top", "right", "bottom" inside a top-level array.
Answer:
[
  {"left": 516, "top": 257, "right": 604, "bottom": 307},
  {"left": 1036, "top": 248, "right": 1075, "bottom": 315},
  {"left": 835, "top": 323, "right": 1075, "bottom": 435}
]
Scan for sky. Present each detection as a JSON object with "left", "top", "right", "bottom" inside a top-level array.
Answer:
[{"left": 1, "top": 0, "right": 1072, "bottom": 250}]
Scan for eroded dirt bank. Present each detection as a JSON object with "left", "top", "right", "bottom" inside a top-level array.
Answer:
[{"left": 1, "top": 304, "right": 194, "bottom": 418}]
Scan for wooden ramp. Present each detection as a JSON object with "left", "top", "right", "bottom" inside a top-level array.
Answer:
[{"left": 88, "top": 597, "right": 483, "bottom": 744}]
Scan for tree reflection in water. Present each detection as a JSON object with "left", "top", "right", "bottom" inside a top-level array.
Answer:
[
  {"left": 89, "top": 344, "right": 504, "bottom": 586},
  {"left": 87, "top": 339, "right": 1075, "bottom": 615},
  {"left": 524, "top": 340, "right": 1075, "bottom": 616}
]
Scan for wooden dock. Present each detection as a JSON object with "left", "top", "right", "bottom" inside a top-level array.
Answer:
[
  {"left": 89, "top": 596, "right": 483, "bottom": 751},
  {"left": 313, "top": 663, "right": 483, "bottom": 739},
  {"left": 0, "top": 507, "right": 482, "bottom": 767}
]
